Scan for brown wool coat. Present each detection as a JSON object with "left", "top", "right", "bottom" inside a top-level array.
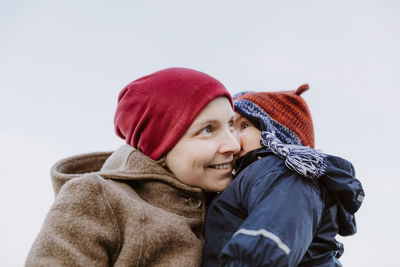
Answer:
[{"left": 25, "top": 145, "right": 208, "bottom": 267}]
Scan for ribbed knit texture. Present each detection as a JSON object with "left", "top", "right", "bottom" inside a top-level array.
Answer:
[
  {"left": 114, "top": 67, "right": 232, "bottom": 160},
  {"left": 234, "top": 84, "right": 314, "bottom": 148}
]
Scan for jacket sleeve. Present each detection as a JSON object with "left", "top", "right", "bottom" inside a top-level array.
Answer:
[
  {"left": 25, "top": 174, "right": 121, "bottom": 267},
  {"left": 299, "top": 190, "right": 344, "bottom": 266},
  {"left": 219, "top": 169, "right": 324, "bottom": 267}
]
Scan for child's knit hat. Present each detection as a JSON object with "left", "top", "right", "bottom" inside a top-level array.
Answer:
[
  {"left": 234, "top": 84, "right": 326, "bottom": 179},
  {"left": 114, "top": 67, "right": 232, "bottom": 160},
  {"left": 234, "top": 84, "right": 314, "bottom": 147}
]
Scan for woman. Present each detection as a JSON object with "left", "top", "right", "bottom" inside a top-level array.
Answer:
[{"left": 25, "top": 67, "right": 240, "bottom": 266}]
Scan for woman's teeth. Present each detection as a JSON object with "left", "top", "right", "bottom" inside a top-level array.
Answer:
[{"left": 209, "top": 163, "right": 231, "bottom": 170}]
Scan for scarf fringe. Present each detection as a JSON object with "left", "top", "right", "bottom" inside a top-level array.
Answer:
[{"left": 261, "top": 131, "right": 327, "bottom": 179}]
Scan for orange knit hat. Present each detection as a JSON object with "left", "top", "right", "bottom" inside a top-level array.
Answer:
[{"left": 234, "top": 84, "right": 314, "bottom": 148}]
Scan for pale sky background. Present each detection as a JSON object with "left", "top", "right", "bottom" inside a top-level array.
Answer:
[{"left": 1, "top": 0, "right": 399, "bottom": 266}]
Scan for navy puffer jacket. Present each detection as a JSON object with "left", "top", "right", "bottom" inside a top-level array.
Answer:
[{"left": 203, "top": 148, "right": 364, "bottom": 267}]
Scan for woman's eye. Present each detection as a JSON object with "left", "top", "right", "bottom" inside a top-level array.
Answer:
[
  {"left": 228, "top": 120, "right": 234, "bottom": 129},
  {"left": 199, "top": 125, "right": 212, "bottom": 135}
]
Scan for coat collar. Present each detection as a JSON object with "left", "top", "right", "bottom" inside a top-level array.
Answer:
[{"left": 51, "top": 145, "right": 203, "bottom": 195}]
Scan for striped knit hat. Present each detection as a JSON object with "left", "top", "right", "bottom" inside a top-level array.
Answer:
[{"left": 234, "top": 84, "right": 326, "bottom": 179}]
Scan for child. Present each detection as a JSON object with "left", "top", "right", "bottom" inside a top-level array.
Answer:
[{"left": 203, "top": 84, "right": 364, "bottom": 266}]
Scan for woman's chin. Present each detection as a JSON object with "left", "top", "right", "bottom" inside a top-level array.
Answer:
[{"left": 207, "top": 177, "right": 232, "bottom": 192}]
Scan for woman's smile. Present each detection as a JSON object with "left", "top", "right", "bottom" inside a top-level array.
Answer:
[{"left": 207, "top": 162, "right": 233, "bottom": 172}]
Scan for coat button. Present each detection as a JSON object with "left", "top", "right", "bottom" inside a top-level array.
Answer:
[{"left": 187, "top": 197, "right": 202, "bottom": 208}]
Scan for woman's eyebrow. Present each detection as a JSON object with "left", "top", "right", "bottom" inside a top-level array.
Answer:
[{"left": 191, "top": 120, "right": 219, "bottom": 129}]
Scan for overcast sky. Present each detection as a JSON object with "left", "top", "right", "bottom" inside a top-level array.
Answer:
[{"left": 1, "top": 0, "right": 399, "bottom": 266}]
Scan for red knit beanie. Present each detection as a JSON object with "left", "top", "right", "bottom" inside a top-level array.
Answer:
[
  {"left": 114, "top": 67, "right": 233, "bottom": 160},
  {"left": 234, "top": 84, "right": 315, "bottom": 148}
]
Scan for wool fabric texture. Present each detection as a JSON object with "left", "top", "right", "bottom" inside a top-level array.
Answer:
[
  {"left": 234, "top": 84, "right": 315, "bottom": 148},
  {"left": 26, "top": 145, "right": 208, "bottom": 266},
  {"left": 114, "top": 67, "right": 232, "bottom": 160}
]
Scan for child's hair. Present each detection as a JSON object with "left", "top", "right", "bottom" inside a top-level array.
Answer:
[
  {"left": 234, "top": 84, "right": 314, "bottom": 148},
  {"left": 234, "top": 84, "right": 327, "bottom": 179}
]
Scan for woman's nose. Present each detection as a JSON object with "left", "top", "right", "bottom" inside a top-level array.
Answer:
[{"left": 220, "top": 130, "right": 240, "bottom": 155}]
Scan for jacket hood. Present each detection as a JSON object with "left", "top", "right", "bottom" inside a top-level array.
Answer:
[
  {"left": 234, "top": 148, "right": 365, "bottom": 237},
  {"left": 320, "top": 154, "right": 364, "bottom": 236},
  {"left": 50, "top": 144, "right": 203, "bottom": 195}
]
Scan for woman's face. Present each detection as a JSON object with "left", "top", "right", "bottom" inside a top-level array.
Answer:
[
  {"left": 233, "top": 114, "right": 262, "bottom": 157},
  {"left": 165, "top": 97, "right": 240, "bottom": 192}
]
